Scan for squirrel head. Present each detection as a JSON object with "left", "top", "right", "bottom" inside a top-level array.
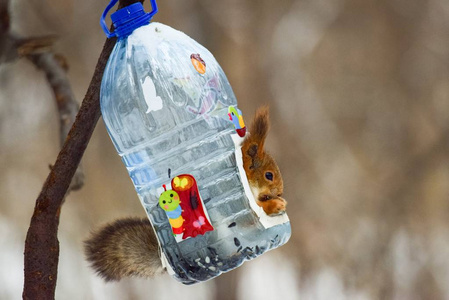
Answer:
[{"left": 241, "top": 106, "right": 286, "bottom": 216}]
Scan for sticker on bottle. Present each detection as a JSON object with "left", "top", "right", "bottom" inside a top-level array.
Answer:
[
  {"left": 142, "top": 77, "right": 163, "bottom": 113},
  {"left": 185, "top": 76, "right": 226, "bottom": 124},
  {"left": 159, "top": 174, "right": 214, "bottom": 240},
  {"left": 191, "top": 53, "right": 206, "bottom": 75},
  {"left": 228, "top": 106, "right": 246, "bottom": 137}
]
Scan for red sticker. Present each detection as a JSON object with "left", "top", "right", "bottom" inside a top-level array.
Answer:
[{"left": 159, "top": 174, "right": 213, "bottom": 239}]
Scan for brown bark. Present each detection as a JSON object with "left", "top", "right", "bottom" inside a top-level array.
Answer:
[
  {"left": 22, "top": 35, "right": 116, "bottom": 300},
  {"left": 22, "top": 1, "right": 143, "bottom": 299}
]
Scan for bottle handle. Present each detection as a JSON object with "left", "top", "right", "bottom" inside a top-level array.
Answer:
[{"left": 100, "top": 0, "right": 159, "bottom": 38}]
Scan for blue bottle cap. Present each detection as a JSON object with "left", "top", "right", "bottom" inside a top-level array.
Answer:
[
  {"left": 100, "top": 0, "right": 158, "bottom": 39},
  {"left": 111, "top": 3, "right": 145, "bottom": 26}
]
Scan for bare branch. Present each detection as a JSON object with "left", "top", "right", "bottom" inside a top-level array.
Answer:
[
  {"left": 0, "top": 0, "right": 56, "bottom": 63},
  {"left": 22, "top": 37, "right": 116, "bottom": 300},
  {"left": 21, "top": 1, "right": 143, "bottom": 299},
  {"left": 0, "top": 0, "right": 10, "bottom": 32},
  {"left": 0, "top": 0, "right": 15, "bottom": 63},
  {"left": 28, "top": 52, "right": 84, "bottom": 191},
  {"left": 17, "top": 35, "right": 57, "bottom": 56}
]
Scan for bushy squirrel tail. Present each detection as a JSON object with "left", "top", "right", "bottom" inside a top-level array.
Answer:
[{"left": 84, "top": 217, "right": 165, "bottom": 281}]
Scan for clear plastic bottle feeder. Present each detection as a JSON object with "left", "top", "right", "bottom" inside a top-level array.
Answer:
[{"left": 100, "top": 0, "right": 291, "bottom": 284}]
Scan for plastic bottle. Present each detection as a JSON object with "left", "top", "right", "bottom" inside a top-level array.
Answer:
[{"left": 100, "top": 0, "right": 291, "bottom": 284}]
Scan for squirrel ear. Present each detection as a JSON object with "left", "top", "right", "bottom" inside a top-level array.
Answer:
[
  {"left": 241, "top": 106, "right": 270, "bottom": 170},
  {"left": 249, "top": 105, "right": 270, "bottom": 154},
  {"left": 246, "top": 143, "right": 260, "bottom": 169}
]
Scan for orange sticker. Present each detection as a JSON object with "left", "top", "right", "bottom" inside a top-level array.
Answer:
[{"left": 191, "top": 53, "right": 206, "bottom": 74}]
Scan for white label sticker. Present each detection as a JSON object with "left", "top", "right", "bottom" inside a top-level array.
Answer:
[{"left": 142, "top": 77, "right": 163, "bottom": 113}]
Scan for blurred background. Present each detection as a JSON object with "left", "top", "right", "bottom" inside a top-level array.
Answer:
[{"left": 1, "top": 0, "right": 449, "bottom": 299}]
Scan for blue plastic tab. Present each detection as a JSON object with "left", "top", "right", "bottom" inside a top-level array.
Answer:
[
  {"left": 100, "top": 0, "right": 158, "bottom": 39},
  {"left": 111, "top": 3, "right": 144, "bottom": 26}
]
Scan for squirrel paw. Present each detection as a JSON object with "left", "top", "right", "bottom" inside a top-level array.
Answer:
[{"left": 258, "top": 198, "right": 287, "bottom": 216}]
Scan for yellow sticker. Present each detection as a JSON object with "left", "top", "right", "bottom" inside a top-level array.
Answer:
[{"left": 173, "top": 176, "right": 191, "bottom": 189}]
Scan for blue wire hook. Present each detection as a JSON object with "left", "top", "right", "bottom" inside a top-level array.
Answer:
[{"left": 100, "top": 0, "right": 158, "bottom": 38}]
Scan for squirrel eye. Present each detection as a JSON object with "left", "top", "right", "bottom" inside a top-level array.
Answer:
[{"left": 265, "top": 172, "right": 273, "bottom": 181}]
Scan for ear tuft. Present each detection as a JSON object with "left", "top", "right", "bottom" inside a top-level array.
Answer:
[
  {"left": 249, "top": 105, "right": 270, "bottom": 151},
  {"left": 241, "top": 105, "right": 271, "bottom": 173}
]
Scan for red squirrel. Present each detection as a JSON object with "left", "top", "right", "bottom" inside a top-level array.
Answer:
[
  {"left": 241, "top": 105, "right": 286, "bottom": 216},
  {"left": 84, "top": 106, "right": 287, "bottom": 281}
]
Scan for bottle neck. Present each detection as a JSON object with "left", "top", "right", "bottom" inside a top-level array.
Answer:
[
  {"left": 111, "top": 3, "right": 151, "bottom": 39},
  {"left": 101, "top": 1, "right": 158, "bottom": 39}
]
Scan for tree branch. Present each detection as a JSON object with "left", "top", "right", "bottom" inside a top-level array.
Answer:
[
  {"left": 22, "top": 1, "right": 143, "bottom": 298},
  {"left": 0, "top": 0, "right": 57, "bottom": 63},
  {"left": 0, "top": 0, "right": 10, "bottom": 32},
  {"left": 28, "top": 52, "right": 85, "bottom": 191},
  {"left": 2, "top": 0, "right": 84, "bottom": 192},
  {"left": 22, "top": 37, "right": 115, "bottom": 300}
]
